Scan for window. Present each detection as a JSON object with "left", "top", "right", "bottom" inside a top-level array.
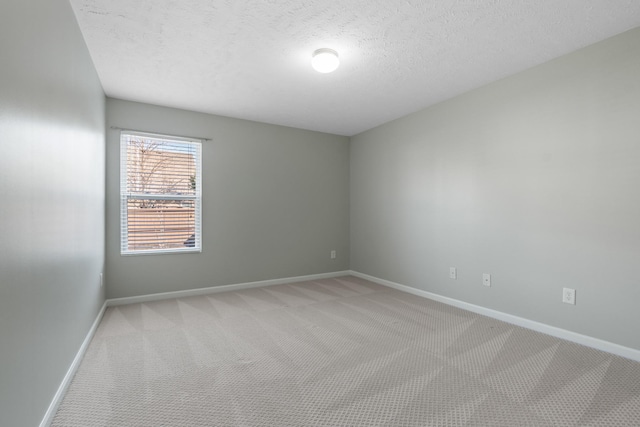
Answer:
[{"left": 120, "top": 131, "right": 202, "bottom": 254}]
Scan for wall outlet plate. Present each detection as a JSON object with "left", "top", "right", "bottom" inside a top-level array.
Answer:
[
  {"left": 562, "top": 288, "right": 576, "bottom": 305},
  {"left": 482, "top": 273, "right": 491, "bottom": 287},
  {"left": 449, "top": 267, "right": 457, "bottom": 279},
  {"left": 330, "top": 250, "right": 336, "bottom": 259}
]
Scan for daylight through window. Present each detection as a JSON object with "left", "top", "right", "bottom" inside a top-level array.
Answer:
[{"left": 120, "top": 131, "right": 202, "bottom": 254}]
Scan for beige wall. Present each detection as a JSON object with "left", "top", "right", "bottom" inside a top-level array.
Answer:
[
  {"left": 106, "top": 98, "right": 350, "bottom": 299},
  {"left": 0, "top": 0, "right": 106, "bottom": 425},
  {"left": 351, "top": 27, "right": 640, "bottom": 351}
]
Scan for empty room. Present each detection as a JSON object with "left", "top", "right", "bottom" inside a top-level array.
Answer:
[{"left": 2, "top": 0, "right": 640, "bottom": 426}]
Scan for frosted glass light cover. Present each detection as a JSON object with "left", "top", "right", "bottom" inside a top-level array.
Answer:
[{"left": 312, "top": 48, "right": 339, "bottom": 73}]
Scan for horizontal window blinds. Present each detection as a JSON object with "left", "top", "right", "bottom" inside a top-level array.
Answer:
[{"left": 120, "top": 132, "right": 202, "bottom": 254}]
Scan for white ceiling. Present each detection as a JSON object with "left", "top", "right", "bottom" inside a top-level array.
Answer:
[{"left": 69, "top": 0, "right": 640, "bottom": 136}]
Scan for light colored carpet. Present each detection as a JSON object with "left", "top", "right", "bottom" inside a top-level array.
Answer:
[{"left": 53, "top": 276, "right": 640, "bottom": 426}]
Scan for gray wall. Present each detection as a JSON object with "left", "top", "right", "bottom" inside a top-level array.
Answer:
[
  {"left": 0, "top": 0, "right": 106, "bottom": 425},
  {"left": 106, "top": 99, "right": 349, "bottom": 299},
  {"left": 351, "top": 27, "right": 640, "bottom": 351}
]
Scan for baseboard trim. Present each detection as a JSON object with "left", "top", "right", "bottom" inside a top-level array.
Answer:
[
  {"left": 106, "top": 270, "right": 352, "bottom": 307},
  {"left": 350, "top": 270, "right": 640, "bottom": 363},
  {"left": 39, "top": 271, "right": 350, "bottom": 426},
  {"left": 40, "top": 301, "right": 107, "bottom": 427},
  {"left": 41, "top": 268, "right": 638, "bottom": 427}
]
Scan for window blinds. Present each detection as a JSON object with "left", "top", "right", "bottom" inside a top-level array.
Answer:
[{"left": 120, "top": 131, "right": 202, "bottom": 254}]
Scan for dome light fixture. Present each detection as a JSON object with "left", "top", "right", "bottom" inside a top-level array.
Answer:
[{"left": 312, "top": 48, "right": 339, "bottom": 73}]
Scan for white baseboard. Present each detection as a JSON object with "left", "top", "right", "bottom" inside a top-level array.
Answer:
[
  {"left": 106, "top": 270, "right": 352, "bottom": 307},
  {"left": 349, "top": 270, "right": 640, "bottom": 363},
  {"left": 40, "top": 301, "right": 107, "bottom": 427},
  {"left": 42, "top": 268, "right": 638, "bottom": 427},
  {"left": 39, "top": 271, "right": 350, "bottom": 425}
]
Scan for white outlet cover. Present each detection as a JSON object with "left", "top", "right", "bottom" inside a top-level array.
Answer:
[
  {"left": 449, "top": 267, "right": 457, "bottom": 279},
  {"left": 563, "top": 288, "right": 576, "bottom": 305},
  {"left": 482, "top": 273, "right": 491, "bottom": 287}
]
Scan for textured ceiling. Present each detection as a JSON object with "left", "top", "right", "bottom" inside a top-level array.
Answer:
[{"left": 69, "top": 0, "right": 640, "bottom": 136}]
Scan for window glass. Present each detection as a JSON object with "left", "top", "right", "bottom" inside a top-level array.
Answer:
[{"left": 120, "top": 132, "right": 202, "bottom": 254}]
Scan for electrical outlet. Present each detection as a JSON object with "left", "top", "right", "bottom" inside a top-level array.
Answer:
[
  {"left": 449, "top": 267, "right": 457, "bottom": 279},
  {"left": 330, "top": 250, "right": 336, "bottom": 259},
  {"left": 100, "top": 273, "right": 103, "bottom": 288},
  {"left": 562, "top": 288, "right": 576, "bottom": 305},
  {"left": 482, "top": 273, "right": 491, "bottom": 287}
]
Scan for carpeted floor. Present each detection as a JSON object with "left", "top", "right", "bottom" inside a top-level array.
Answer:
[{"left": 52, "top": 276, "right": 640, "bottom": 426}]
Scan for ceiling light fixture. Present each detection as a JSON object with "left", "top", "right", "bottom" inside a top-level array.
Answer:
[{"left": 312, "top": 48, "right": 339, "bottom": 73}]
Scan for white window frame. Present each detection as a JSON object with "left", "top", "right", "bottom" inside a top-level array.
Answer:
[{"left": 120, "top": 130, "right": 202, "bottom": 255}]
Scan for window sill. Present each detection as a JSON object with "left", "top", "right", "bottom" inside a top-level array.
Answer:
[{"left": 121, "top": 248, "right": 202, "bottom": 256}]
